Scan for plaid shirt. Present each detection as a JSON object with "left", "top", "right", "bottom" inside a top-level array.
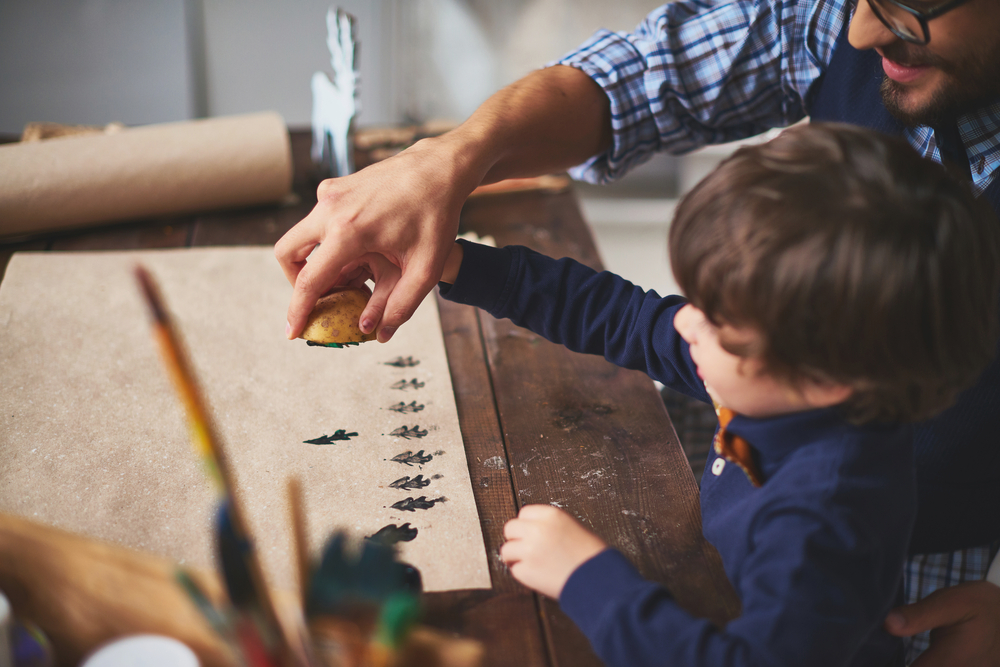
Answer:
[{"left": 558, "top": 0, "right": 1000, "bottom": 196}]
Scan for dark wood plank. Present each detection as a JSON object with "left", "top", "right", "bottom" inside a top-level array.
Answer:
[
  {"left": 422, "top": 590, "right": 548, "bottom": 667},
  {"left": 189, "top": 198, "right": 315, "bottom": 247},
  {"left": 427, "top": 294, "right": 549, "bottom": 667},
  {"left": 436, "top": 295, "right": 521, "bottom": 594},
  {"left": 458, "top": 190, "right": 740, "bottom": 666},
  {"left": 461, "top": 190, "right": 604, "bottom": 271},
  {"left": 288, "top": 126, "right": 321, "bottom": 193}
]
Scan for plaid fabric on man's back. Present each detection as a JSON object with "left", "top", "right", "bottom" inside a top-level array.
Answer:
[{"left": 902, "top": 542, "right": 1000, "bottom": 663}]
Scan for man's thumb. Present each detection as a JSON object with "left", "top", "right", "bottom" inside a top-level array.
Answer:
[
  {"left": 884, "top": 610, "right": 912, "bottom": 636},
  {"left": 883, "top": 584, "right": 975, "bottom": 637}
]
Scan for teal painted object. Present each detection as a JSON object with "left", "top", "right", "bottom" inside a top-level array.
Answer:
[{"left": 306, "top": 341, "right": 363, "bottom": 349}]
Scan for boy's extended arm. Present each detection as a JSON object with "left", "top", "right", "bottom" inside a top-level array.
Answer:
[{"left": 439, "top": 240, "right": 709, "bottom": 402}]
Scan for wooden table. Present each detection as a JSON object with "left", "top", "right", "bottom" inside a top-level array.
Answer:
[{"left": 0, "top": 130, "right": 739, "bottom": 667}]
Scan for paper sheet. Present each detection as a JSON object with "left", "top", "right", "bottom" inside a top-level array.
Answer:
[
  {"left": 0, "top": 247, "right": 491, "bottom": 592},
  {"left": 0, "top": 113, "right": 292, "bottom": 239}
]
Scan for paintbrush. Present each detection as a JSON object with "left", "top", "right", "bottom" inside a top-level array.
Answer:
[
  {"left": 135, "top": 265, "right": 290, "bottom": 666},
  {"left": 288, "top": 477, "right": 311, "bottom": 609},
  {"left": 286, "top": 477, "right": 327, "bottom": 667}
]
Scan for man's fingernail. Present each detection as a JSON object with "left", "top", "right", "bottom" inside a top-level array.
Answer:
[
  {"left": 286, "top": 322, "right": 292, "bottom": 339},
  {"left": 361, "top": 318, "right": 373, "bottom": 333},
  {"left": 380, "top": 326, "right": 397, "bottom": 343}
]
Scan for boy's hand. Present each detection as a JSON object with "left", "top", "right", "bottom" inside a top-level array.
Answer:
[
  {"left": 500, "top": 504, "right": 607, "bottom": 599},
  {"left": 884, "top": 580, "right": 1000, "bottom": 667}
]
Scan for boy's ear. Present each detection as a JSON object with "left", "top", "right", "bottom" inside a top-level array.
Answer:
[{"left": 799, "top": 380, "right": 854, "bottom": 409}]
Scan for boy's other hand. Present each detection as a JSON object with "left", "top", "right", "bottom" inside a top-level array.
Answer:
[
  {"left": 884, "top": 580, "right": 1000, "bottom": 666},
  {"left": 500, "top": 504, "right": 607, "bottom": 599}
]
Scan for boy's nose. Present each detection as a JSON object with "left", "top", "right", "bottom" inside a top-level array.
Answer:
[{"left": 849, "top": 0, "right": 899, "bottom": 51}]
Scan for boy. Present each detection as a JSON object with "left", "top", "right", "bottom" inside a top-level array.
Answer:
[{"left": 435, "top": 124, "right": 1000, "bottom": 666}]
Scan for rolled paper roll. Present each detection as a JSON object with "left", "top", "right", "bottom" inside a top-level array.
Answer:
[{"left": 0, "top": 112, "right": 293, "bottom": 238}]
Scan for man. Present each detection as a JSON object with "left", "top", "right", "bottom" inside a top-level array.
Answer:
[{"left": 276, "top": 1, "right": 1000, "bottom": 663}]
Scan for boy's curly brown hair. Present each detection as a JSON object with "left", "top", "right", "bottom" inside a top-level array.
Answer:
[{"left": 670, "top": 123, "right": 1000, "bottom": 423}]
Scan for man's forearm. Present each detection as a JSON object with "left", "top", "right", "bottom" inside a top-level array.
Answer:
[{"left": 438, "top": 65, "right": 613, "bottom": 187}]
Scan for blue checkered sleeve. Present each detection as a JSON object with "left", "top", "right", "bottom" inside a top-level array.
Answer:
[{"left": 557, "top": 0, "right": 850, "bottom": 183}]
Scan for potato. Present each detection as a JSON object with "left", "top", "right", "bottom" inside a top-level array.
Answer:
[{"left": 299, "top": 288, "right": 376, "bottom": 346}]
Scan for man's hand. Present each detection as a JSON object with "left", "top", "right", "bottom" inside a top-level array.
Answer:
[
  {"left": 884, "top": 581, "right": 1000, "bottom": 666},
  {"left": 275, "top": 133, "right": 479, "bottom": 343},
  {"left": 275, "top": 65, "right": 611, "bottom": 343},
  {"left": 500, "top": 504, "right": 607, "bottom": 599}
]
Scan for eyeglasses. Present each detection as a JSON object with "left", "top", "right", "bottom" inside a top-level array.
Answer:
[{"left": 866, "top": 0, "right": 973, "bottom": 45}]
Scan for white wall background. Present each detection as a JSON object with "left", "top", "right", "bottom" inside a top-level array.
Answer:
[
  {"left": 0, "top": 0, "right": 402, "bottom": 131},
  {"left": 1, "top": 0, "right": 665, "bottom": 131},
  {"left": 395, "top": 0, "right": 668, "bottom": 123},
  {"left": 196, "top": 0, "right": 401, "bottom": 124},
  {"left": 0, "top": 0, "right": 194, "bottom": 129}
]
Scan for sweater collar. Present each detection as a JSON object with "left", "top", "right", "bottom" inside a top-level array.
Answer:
[{"left": 724, "top": 407, "right": 852, "bottom": 478}]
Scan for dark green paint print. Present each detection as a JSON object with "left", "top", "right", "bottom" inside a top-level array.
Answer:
[{"left": 304, "top": 429, "right": 358, "bottom": 444}]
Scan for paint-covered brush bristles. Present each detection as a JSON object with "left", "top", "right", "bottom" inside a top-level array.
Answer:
[
  {"left": 175, "top": 569, "right": 233, "bottom": 639},
  {"left": 305, "top": 531, "right": 423, "bottom": 667},
  {"left": 369, "top": 593, "right": 421, "bottom": 667},
  {"left": 217, "top": 501, "right": 282, "bottom": 667},
  {"left": 306, "top": 341, "right": 362, "bottom": 348}
]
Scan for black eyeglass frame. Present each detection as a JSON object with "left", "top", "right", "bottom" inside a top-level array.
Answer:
[{"left": 866, "top": 0, "right": 974, "bottom": 44}]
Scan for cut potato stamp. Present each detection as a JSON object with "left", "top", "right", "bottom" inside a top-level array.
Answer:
[{"left": 299, "top": 287, "right": 376, "bottom": 348}]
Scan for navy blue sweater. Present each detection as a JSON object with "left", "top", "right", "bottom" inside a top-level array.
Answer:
[{"left": 441, "top": 240, "right": 915, "bottom": 667}]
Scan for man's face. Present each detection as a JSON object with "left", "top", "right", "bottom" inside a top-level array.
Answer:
[{"left": 849, "top": 0, "right": 1000, "bottom": 126}]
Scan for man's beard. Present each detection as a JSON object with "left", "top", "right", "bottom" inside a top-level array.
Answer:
[{"left": 879, "top": 40, "right": 1000, "bottom": 127}]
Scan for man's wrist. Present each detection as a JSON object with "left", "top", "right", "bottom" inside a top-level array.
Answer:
[{"left": 423, "top": 123, "right": 503, "bottom": 194}]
